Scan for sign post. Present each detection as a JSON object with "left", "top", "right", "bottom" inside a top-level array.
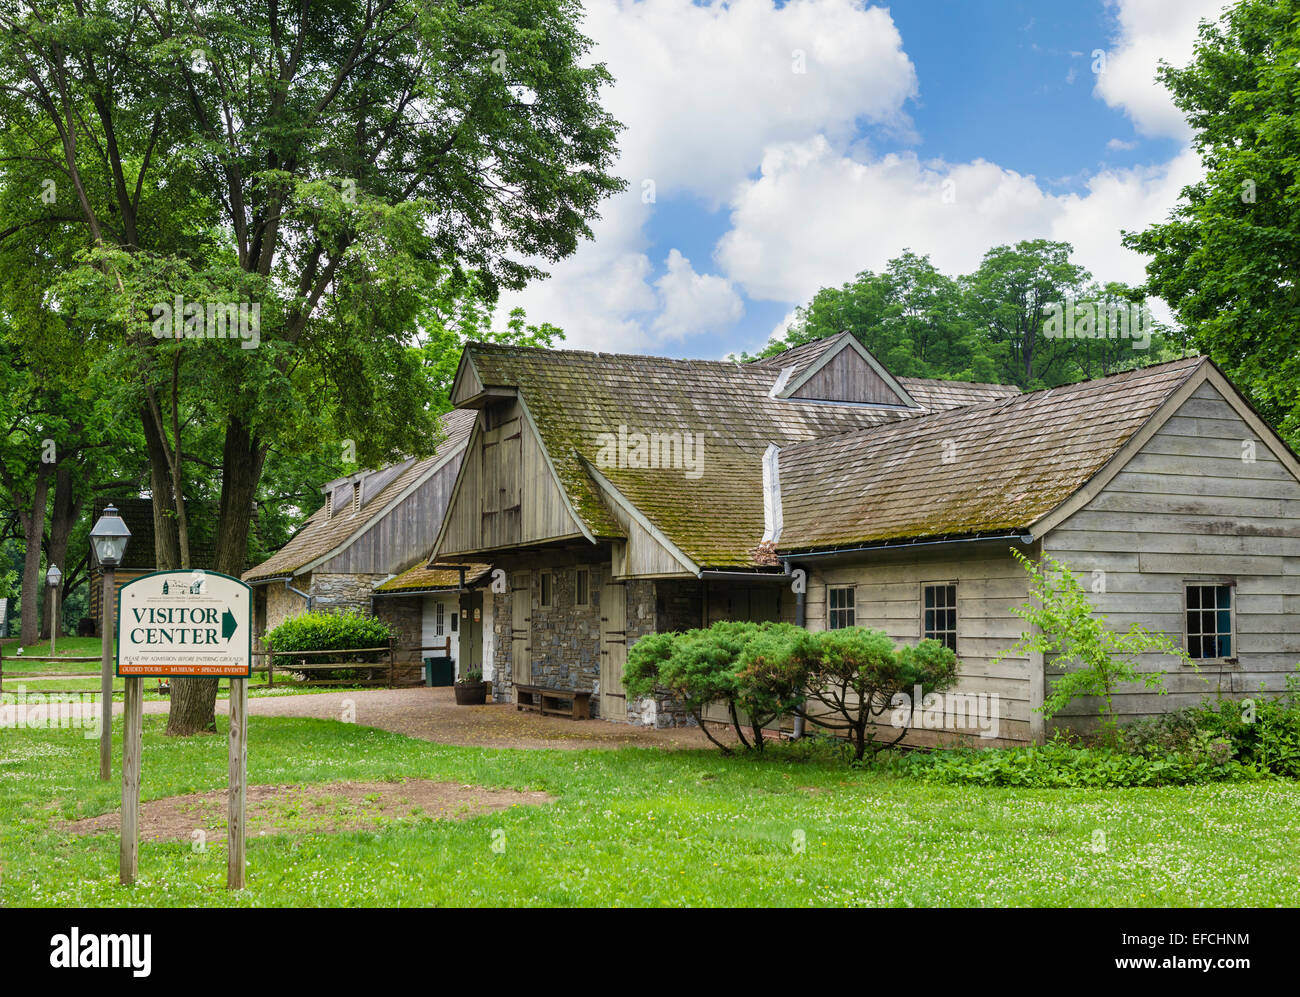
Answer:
[{"left": 115, "top": 570, "right": 252, "bottom": 889}]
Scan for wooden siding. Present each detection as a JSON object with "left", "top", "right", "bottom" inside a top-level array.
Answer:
[
  {"left": 451, "top": 355, "right": 484, "bottom": 406},
  {"left": 438, "top": 400, "right": 584, "bottom": 557},
  {"left": 788, "top": 346, "right": 907, "bottom": 405},
  {"left": 317, "top": 454, "right": 461, "bottom": 576},
  {"left": 1043, "top": 380, "right": 1300, "bottom": 729},
  {"left": 603, "top": 492, "right": 693, "bottom": 578},
  {"left": 795, "top": 546, "right": 1035, "bottom": 745}
]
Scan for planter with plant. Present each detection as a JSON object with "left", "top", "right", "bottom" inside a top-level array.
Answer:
[{"left": 454, "top": 667, "right": 487, "bottom": 705}]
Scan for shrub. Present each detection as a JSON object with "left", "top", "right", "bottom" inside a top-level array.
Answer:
[
  {"left": 1186, "top": 695, "right": 1300, "bottom": 778},
  {"left": 263, "top": 609, "right": 393, "bottom": 680},
  {"left": 997, "top": 549, "right": 1193, "bottom": 735},
  {"left": 889, "top": 741, "right": 1265, "bottom": 788},
  {"left": 739, "top": 627, "right": 958, "bottom": 761},
  {"left": 624, "top": 621, "right": 805, "bottom": 752}
]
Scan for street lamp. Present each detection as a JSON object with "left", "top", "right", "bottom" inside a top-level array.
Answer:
[
  {"left": 45, "top": 564, "right": 61, "bottom": 657},
  {"left": 89, "top": 505, "right": 131, "bottom": 781}
]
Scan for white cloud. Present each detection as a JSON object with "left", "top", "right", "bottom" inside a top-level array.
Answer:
[
  {"left": 717, "top": 138, "right": 1055, "bottom": 302},
  {"left": 495, "top": 0, "right": 918, "bottom": 350},
  {"left": 1107, "top": 137, "right": 1139, "bottom": 151},
  {"left": 586, "top": 0, "right": 917, "bottom": 205},
  {"left": 1093, "top": 0, "right": 1231, "bottom": 139},
  {"left": 652, "top": 249, "right": 743, "bottom": 340},
  {"left": 715, "top": 138, "right": 1202, "bottom": 335},
  {"left": 499, "top": 0, "right": 1216, "bottom": 357}
]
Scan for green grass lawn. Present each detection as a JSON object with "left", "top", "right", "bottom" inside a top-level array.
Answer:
[
  {"left": 1, "top": 636, "right": 110, "bottom": 674},
  {"left": 2, "top": 715, "right": 1297, "bottom": 907}
]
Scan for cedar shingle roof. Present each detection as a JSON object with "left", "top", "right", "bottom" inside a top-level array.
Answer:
[
  {"left": 750, "top": 334, "right": 846, "bottom": 381},
  {"left": 466, "top": 343, "right": 920, "bottom": 568},
  {"left": 897, "top": 377, "right": 1021, "bottom": 411},
  {"left": 243, "top": 409, "right": 476, "bottom": 583},
  {"left": 776, "top": 356, "right": 1206, "bottom": 553},
  {"left": 374, "top": 562, "right": 492, "bottom": 594}
]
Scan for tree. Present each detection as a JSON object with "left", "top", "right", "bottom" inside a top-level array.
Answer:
[
  {"left": 1123, "top": 0, "right": 1300, "bottom": 444},
  {"left": 996, "top": 550, "right": 1193, "bottom": 736},
  {"left": 744, "top": 628, "right": 958, "bottom": 761},
  {"left": 754, "top": 251, "right": 988, "bottom": 380},
  {"left": 0, "top": 0, "right": 623, "bottom": 732},
  {"left": 960, "top": 239, "right": 1091, "bottom": 388},
  {"left": 623, "top": 621, "right": 803, "bottom": 753}
]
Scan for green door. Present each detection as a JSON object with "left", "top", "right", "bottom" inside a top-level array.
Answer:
[{"left": 459, "top": 590, "right": 483, "bottom": 679}]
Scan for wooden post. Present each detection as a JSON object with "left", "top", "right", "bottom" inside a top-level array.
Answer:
[
  {"left": 267, "top": 652, "right": 274, "bottom": 688},
  {"left": 227, "top": 676, "right": 248, "bottom": 890},
  {"left": 119, "top": 675, "right": 142, "bottom": 885},
  {"left": 100, "top": 569, "right": 115, "bottom": 781}
]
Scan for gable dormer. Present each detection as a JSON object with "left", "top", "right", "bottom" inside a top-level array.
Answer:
[{"left": 760, "top": 331, "right": 920, "bottom": 408}]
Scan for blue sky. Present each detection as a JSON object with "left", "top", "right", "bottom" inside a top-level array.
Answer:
[{"left": 500, "top": 0, "right": 1221, "bottom": 359}]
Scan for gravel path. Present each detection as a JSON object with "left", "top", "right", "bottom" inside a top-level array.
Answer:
[{"left": 131, "top": 686, "right": 730, "bottom": 751}]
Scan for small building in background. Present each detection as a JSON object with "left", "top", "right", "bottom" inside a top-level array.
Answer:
[{"left": 243, "top": 409, "right": 486, "bottom": 682}]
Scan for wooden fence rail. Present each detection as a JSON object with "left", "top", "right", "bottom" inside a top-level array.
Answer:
[{"left": 0, "top": 639, "right": 461, "bottom": 694}]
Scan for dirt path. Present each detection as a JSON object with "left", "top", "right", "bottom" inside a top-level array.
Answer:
[{"left": 131, "top": 687, "right": 732, "bottom": 751}]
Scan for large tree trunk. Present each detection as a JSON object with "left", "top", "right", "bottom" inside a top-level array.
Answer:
[
  {"left": 166, "top": 417, "right": 265, "bottom": 736},
  {"left": 41, "top": 464, "right": 81, "bottom": 639},
  {"left": 140, "top": 405, "right": 181, "bottom": 570},
  {"left": 18, "top": 466, "right": 53, "bottom": 645}
]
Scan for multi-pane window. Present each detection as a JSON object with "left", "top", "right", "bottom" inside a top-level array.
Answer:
[
  {"left": 828, "top": 586, "right": 855, "bottom": 629},
  {"left": 540, "top": 571, "right": 552, "bottom": 608},
  {"left": 435, "top": 601, "right": 445, "bottom": 636},
  {"left": 1186, "top": 583, "right": 1234, "bottom": 659},
  {"left": 923, "top": 584, "right": 957, "bottom": 652},
  {"left": 575, "top": 569, "right": 590, "bottom": 606}
]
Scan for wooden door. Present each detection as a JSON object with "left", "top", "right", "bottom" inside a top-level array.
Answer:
[
  {"left": 511, "top": 571, "right": 531, "bottom": 687},
  {"left": 600, "top": 581, "right": 627, "bottom": 720},
  {"left": 459, "top": 591, "right": 482, "bottom": 678}
]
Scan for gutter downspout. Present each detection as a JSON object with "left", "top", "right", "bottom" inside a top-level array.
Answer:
[
  {"left": 787, "top": 560, "right": 807, "bottom": 740},
  {"left": 284, "top": 577, "right": 312, "bottom": 611}
]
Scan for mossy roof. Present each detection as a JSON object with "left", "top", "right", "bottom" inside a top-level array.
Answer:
[
  {"left": 243, "top": 409, "right": 477, "bottom": 583},
  {"left": 373, "top": 562, "right": 491, "bottom": 594},
  {"left": 465, "top": 344, "right": 1015, "bottom": 570},
  {"left": 776, "top": 356, "right": 1207, "bottom": 553}
]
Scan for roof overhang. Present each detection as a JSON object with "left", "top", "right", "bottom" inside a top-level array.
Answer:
[{"left": 779, "top": 532, "right": 1036, "bottom": 564}]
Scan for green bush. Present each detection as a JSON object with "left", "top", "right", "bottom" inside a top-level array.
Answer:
[
  {"left": 624, "top": 621, "right": 802, "bottom": 752},
  {"left": 742, "top": 628, "right": 957, "bottom": 761},
  {"left": 263, "top": 609, "right": 393, "bottom": 680},
  {"left": 997, "top": 549, "right": 1192, "bottom": 734},
  {"left": 887, "top": 741, "right": 1266, "bottom": 788}
]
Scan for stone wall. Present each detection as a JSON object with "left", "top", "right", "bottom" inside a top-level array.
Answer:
[
  {"left": 372, "top": 594, "right": 423, "bottom": 685},
  {"left": 312, "top": 572, "right": 389, "bottom": 614},
  {"left": 623, "top": 579, "right": 693, "bottom": 728},
  {"left": 490, "top": 586, "right": 511, "bottom": 703},
  {"left": 529, "top": 563, "right": 604, "bottom": 712},
  {"left": 264, "top": 578, "right": 310, "bottom": 636}
]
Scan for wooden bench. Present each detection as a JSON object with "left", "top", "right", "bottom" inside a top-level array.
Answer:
[{"left": 514, "top": 684, "right": 591, "bottom": 720}]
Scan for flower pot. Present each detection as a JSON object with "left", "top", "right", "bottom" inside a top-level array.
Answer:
[{"left": 454, "top": 681, "right": 487, "bottom": 705}]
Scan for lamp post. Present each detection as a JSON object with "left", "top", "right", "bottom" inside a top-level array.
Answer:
[
  {"left": 45, "top": 564, "right": 62, "bottom": 656},
  {"left": 89, "top": 505, "right": 131, "bottom": 782}
]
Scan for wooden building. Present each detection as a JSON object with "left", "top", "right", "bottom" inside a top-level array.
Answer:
[
  {"left": 243, "top": 408, "right": 487, "bottom": 678},
  {"left": 87, "top": 497, "right": 217, "bottom": 632},
  {"left": 430, "top": 335, "right": 1300, "bottom": 742}
]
